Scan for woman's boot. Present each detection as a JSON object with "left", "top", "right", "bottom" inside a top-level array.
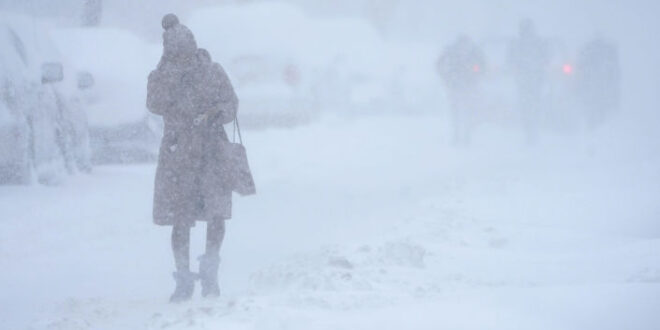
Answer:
[
  {"left": 198, "top": 254, "right": 220, "bottom": 297},
  {"left": 169, "top": 271, "right": 197, "bottom": 303},
  {"left": 170, "top": 225, "right": 195, "bottom": 302}
]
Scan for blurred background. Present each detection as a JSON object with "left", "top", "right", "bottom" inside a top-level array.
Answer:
[
  {"left": 2, "top": 0, "right": 658, "bottom": 175},
  {"left": 1, "top": 1, "right": 659, "bottom": 329}
]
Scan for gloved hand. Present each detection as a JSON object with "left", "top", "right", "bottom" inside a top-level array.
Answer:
[{"left": 193, "top": 113, "right": 208, "bottom": 126}]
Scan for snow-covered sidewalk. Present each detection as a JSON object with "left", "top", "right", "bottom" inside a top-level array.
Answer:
[{"left": 1, "top": 115, "right": 659, "bottom": 329}]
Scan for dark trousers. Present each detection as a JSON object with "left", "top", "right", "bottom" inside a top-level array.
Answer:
[{"left": 171, "top": 217, "right": 225, "bottom": 272}]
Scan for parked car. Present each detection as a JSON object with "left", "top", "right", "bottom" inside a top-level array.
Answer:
[
  {"left": 188, "top": 3, "right": 433, "bottom": 121},
  {"left": 50, "top": 27, "right": 162, "bottom": 164},
  {"left": 188, "top": 3, "right": 328, "bottom": 128},
  {"left": 0, "top": 13, "right": 90, "bottom": 185},
  {"left": 225, "top": 54, "right": 311, "bottom": 128}
]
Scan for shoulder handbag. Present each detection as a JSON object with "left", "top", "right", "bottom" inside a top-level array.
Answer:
[{"left": 228, "top": 117, "right": 256, "bottom": 196}]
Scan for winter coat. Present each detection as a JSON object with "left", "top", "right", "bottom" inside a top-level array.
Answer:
[
  {"left": 507, "top": 34, "right": 550, "bottom": 91},
  {"left": 437, "top": 37, "right": 485, "bottom": 91},
  {"left": 575, "top": 38, "right": 621, "bottom": 109},
  {"left": 147, "top": 28, "right": 238, "bottom": 226}
]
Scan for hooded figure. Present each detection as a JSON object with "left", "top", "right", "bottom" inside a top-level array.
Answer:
[
  {"left": 575, "top": 37, "right": 621, "bottom": 127},
  {"left": 507, "top": 19, "right": 550, "bottom": 145},
  {"left": 147, "top": 14, "right": 238, "bottom": 302},
  {"left": 437, "top": 35, "right": 486, "bottom": 146}
]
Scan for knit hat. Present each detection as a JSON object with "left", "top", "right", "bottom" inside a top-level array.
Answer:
[
  {"left": 161, "top": 14, "right": 197, "bottom": 60},
  {"left": 162, "top": 13, "right": 179, "bottom": 30}
]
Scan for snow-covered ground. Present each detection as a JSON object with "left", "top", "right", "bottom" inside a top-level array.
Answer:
[{"left": 1, "top": 114, "right": 659, "bottom": 329}]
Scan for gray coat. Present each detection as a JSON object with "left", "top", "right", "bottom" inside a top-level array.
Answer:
[{"left": 147, "top": 49, "right": 238, "bottom": 227}]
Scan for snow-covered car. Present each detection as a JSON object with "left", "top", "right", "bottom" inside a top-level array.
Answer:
[
  {"left": 224, "top": 54, "right": 311, "bottom": 128},
  {"left": 50, "top": 27, "right": 162, "bottom": 164},
  {"left": 291, "top": 15, "right": 438, "bottom": 115},
  {"left": 304, "top": 18, "right": 391, "bottom": 115},
  {"left": 0, "top": 14, "right": 90, "bottom": 185},
  {"left": 188, "top": 3, "right": 323, "bottom": 128},
  {"left": 188, "top": 3, "right": 429, "bottom": 124}
]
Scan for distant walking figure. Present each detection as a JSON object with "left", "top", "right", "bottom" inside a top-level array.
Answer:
[
  {"left": 147, "top": 14, "right": 238, "bottom": 302},
  {"left": 437, "top": 35, "right": 486, "bottom": 146},
  {"left": 507, "top": 19, "right": 550, "bottom": 145}
]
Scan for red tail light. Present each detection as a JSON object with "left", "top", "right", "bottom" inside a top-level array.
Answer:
[
  {"left": 562, "top": 64, "right": 573, "bottom": 75},
  {"left": 472, "top": 64, "right": 481, "bottom": 73}
]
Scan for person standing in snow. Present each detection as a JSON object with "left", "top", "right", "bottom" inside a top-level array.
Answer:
[
  {"left": 507, "top": 19, "right": 551, "bottom": 145},
  {"left": 575, "top": 37, "right": 621, "bottom": 128},
  {"left": 437, "top": 35, "right": 486, "bottom": 146},
  {"left": 147, "top": 14, "right": 238, "bottom": 302}
]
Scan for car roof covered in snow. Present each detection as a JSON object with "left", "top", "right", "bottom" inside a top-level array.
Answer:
[
  {"left": 50, "top": 27, "right": 161, "bottom": 127},
  {"left": 0, "top": 12, "right": 65, "bottom": 81},
  {"left": 0, "top": 12, "right": 73, "bottom": 125}
]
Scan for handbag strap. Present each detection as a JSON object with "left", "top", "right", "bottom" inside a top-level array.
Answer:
[{"left": 232, "top": 116, "right": 243, "bottom": 145}]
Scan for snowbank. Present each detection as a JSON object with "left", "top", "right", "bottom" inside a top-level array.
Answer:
[{"left": 1, "top": 114, "right": 658, "bottom": 329}]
